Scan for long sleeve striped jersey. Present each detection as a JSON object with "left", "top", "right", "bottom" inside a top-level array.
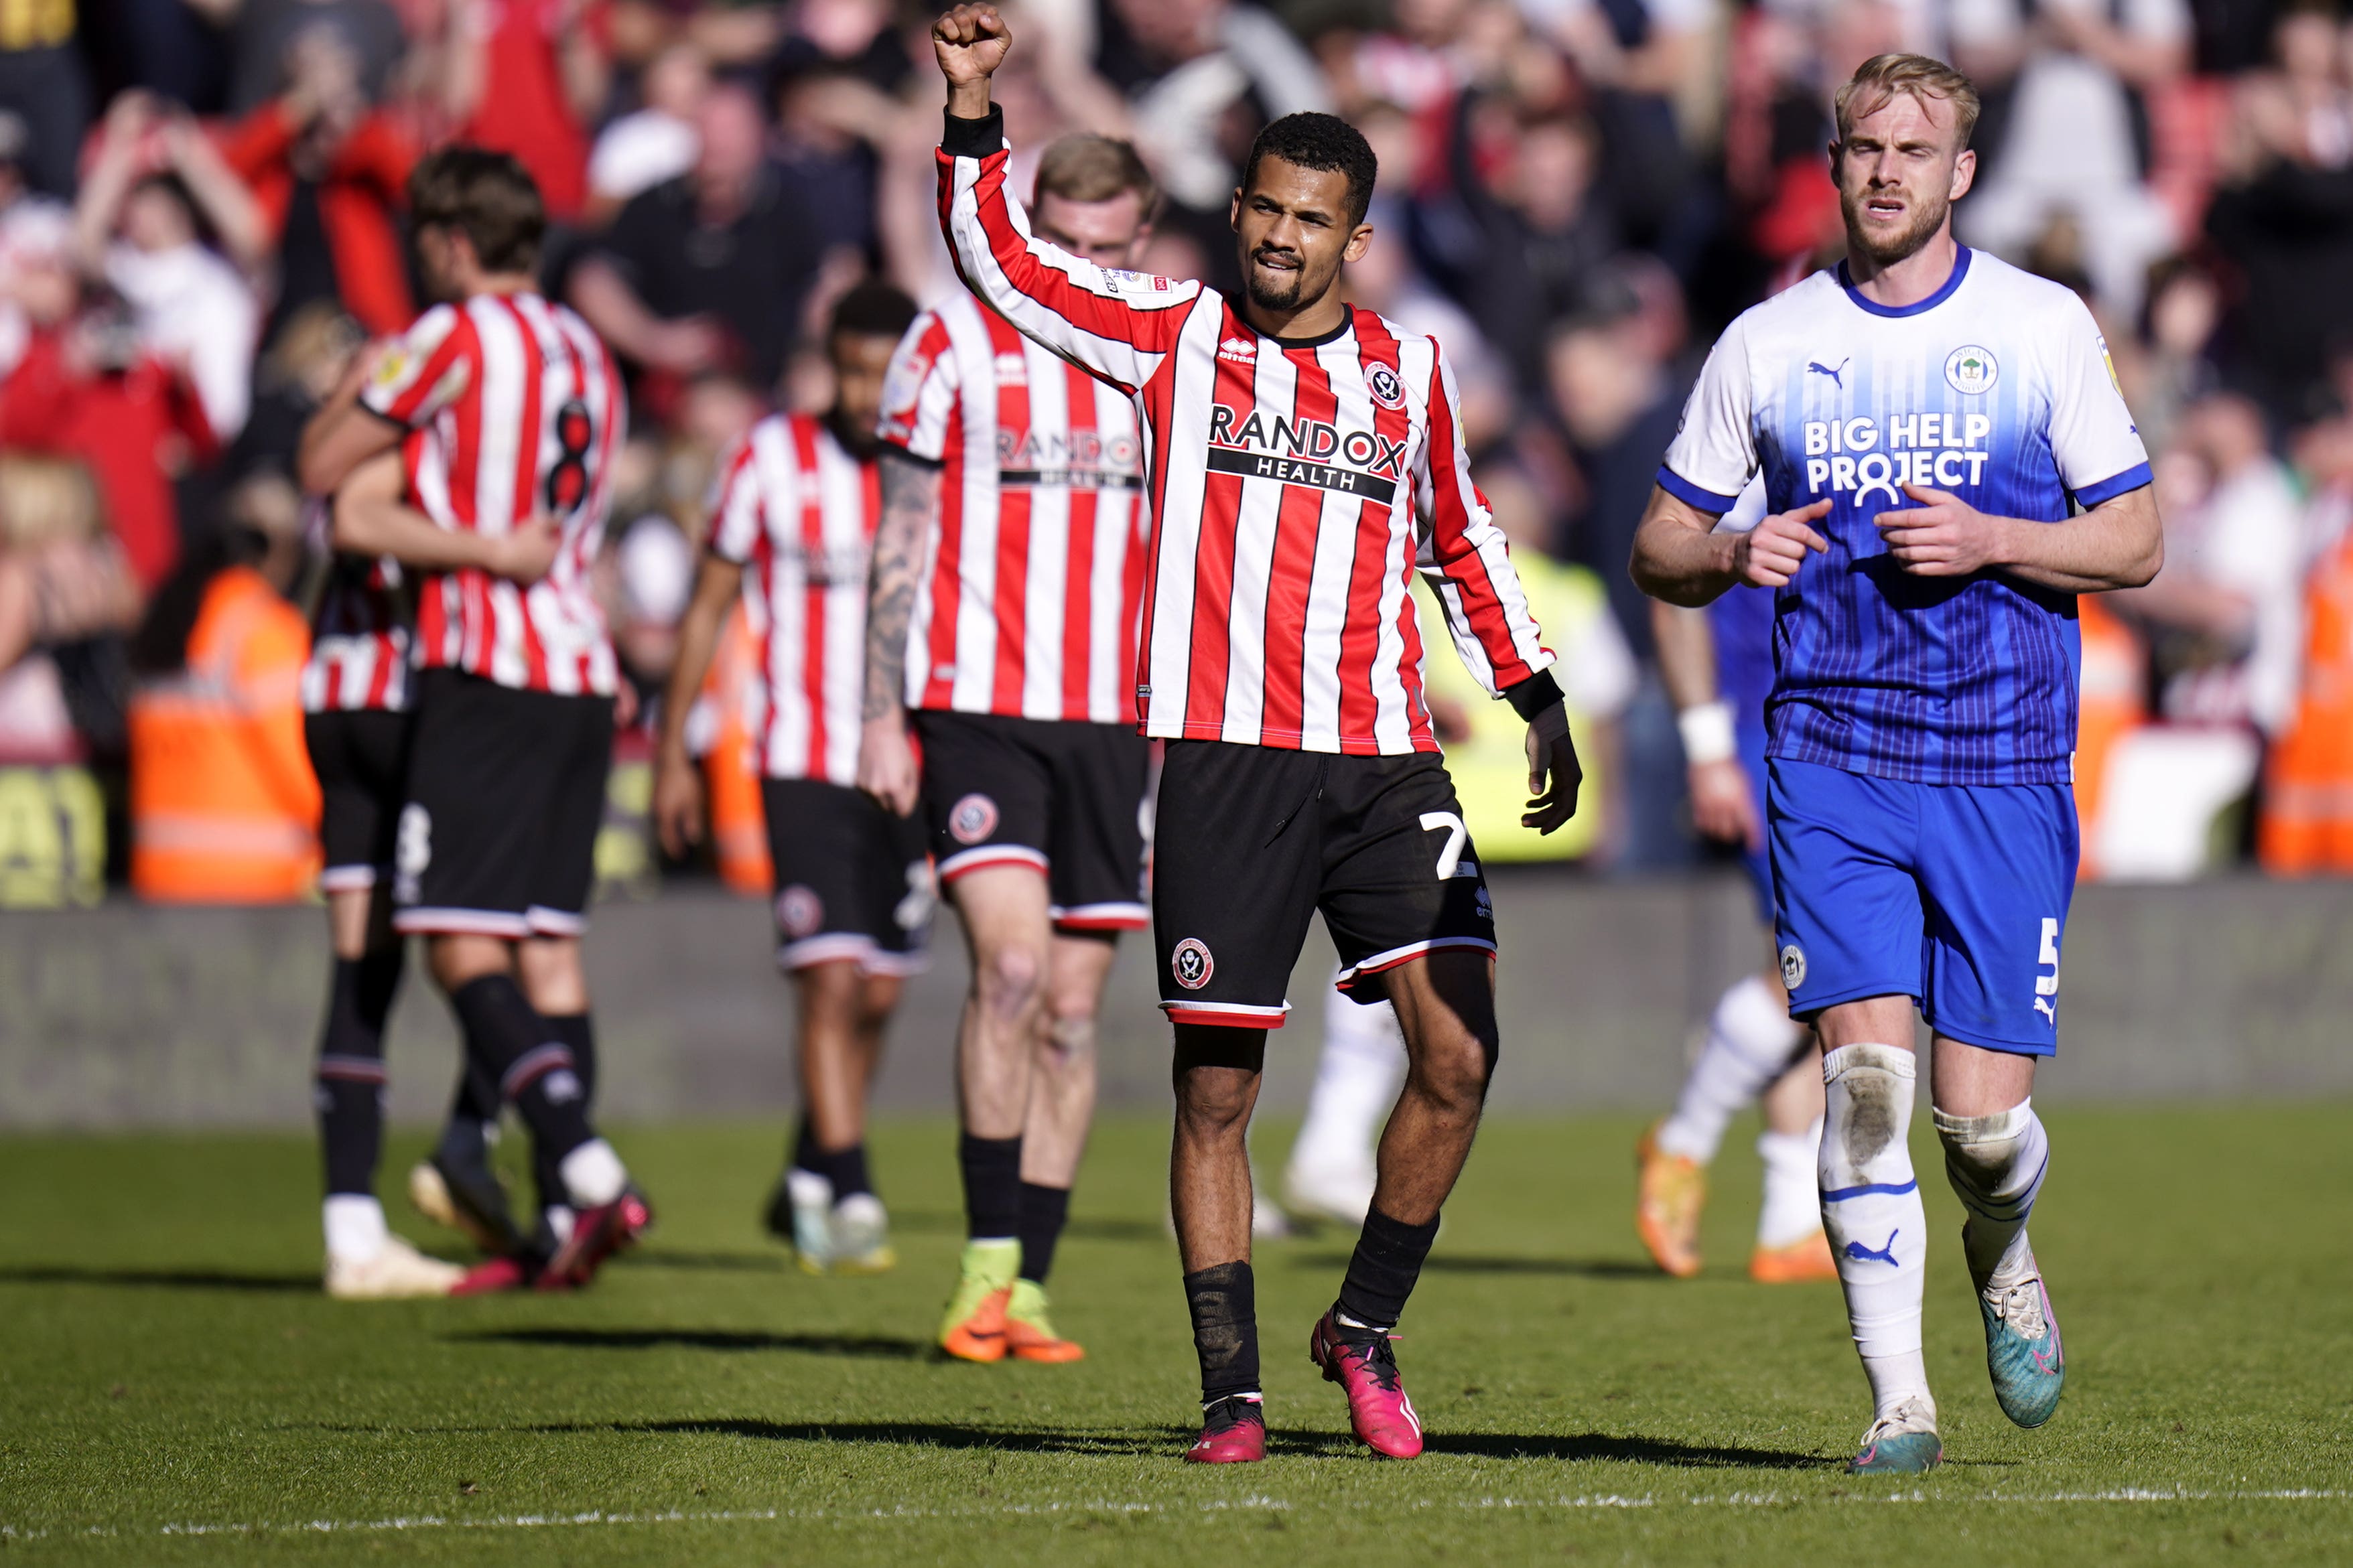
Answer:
[{"left": 937, "top": 107, "right": 1552, "bottom": 756}]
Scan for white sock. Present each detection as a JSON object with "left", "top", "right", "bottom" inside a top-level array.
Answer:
[
  {"left": 323, "top": 1195, "right": 389, "bottom": 1264},
  {"left": 1657, "top": 973, "right": 1804, "bottom": 1163},
  {"left": 1756, "top": 1117, "right": 1823, "bottom": 1247},
  {"left": 559, "top": 1139, "right": 626, "bottom": 1208},
  {"left": 1934, "top": 1098, "right": 2049, "bottom": 1290},
  {"left": 1819, "top": 1044, "right": 1932, "bottom": 1425},
  {"left": 1288, "top": 973, "right": 1406, "bottom": 1178}
]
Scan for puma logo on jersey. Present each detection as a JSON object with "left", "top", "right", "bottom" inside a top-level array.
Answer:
[{"left": 1807, "top": 358, "right": 1849, "bottom": 388}]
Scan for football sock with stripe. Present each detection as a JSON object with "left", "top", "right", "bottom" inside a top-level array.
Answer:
[
  {"left": 1935, "top": 1099, "right": 2049, "bottom": 1289},
  {"left": 1757, "top": 1117, "right": 1824, "bottom": 1248},
  {"left": 1185, "top": 1261, "right": 1261, "bottom": 1406},
  {"left": 1819, "top": 1044, "right": 1932, "bottom": 1423},
  {"left": 1017, "top": 1181, "right": 1070, "bottom": 1285},
  {"left": 450, "top": 975, "right": 600, "bottom": 1180},
  {"left": 533, "top": 1013, "right": 598, "bottom": 1216},
  {"left": 316, "top": 948, "right": 403, "bottom": 1199},
  {"left": 958, "top": 1132, "right": 1022, "bottom": 1244},
  {"left": 1658, "top": 973, "right": 1804, "bottom": 1163},
  {"left": 1336, "top": 1205, "right": 1441, "bottom": 1332}
]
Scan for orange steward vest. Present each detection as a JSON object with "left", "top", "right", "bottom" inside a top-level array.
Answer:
[
  {"left": 129, "top": 566, "right": 322, "bottom": 901},
  {"left": 2261, "top": 525, "right": 2353, "bottom": 871}
]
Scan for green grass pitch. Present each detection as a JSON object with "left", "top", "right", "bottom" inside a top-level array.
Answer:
[{"left": 2, "top": 1104, "right": 2348, "bottom": 1564}]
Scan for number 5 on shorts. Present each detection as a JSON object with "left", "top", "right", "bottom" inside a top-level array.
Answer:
[{"left": 1418, "top": 811, "right": 1477, "bottom": 880}]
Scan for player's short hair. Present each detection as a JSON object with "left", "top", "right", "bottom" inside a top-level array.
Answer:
[
  {"left": 1242, "top": 113, "right": 1377, "bottom": 226},
  {"left": 1834, "top": 53, "right": 1982, "bottom": 150},
  {"left": 1034, "top": 134, "right": 1158, "bottom": 216},
  {"left": 829, "top": 280, "right": 919, "bottom": 342},
  {"left": 407, "top": 147, "right": 546, "bottom": 274}
]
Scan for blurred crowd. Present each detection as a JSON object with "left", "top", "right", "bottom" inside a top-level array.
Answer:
[{"left": 6, "top": 0, "right": 2353, "bottom": 904}]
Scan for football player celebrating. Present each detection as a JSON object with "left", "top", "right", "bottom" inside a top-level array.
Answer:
[
  {"left": 858, "top": 135, "right": 1159, "bottom": 1366},
  {"left": 1631, "top": 56, "right": 2161, "bottom": 1472},
  {"left": 927, "top": 5, "right": 1581, "bottom": 1461},
  {"left": 655, "top": 283, "right": 934, "bottom": 1275}
]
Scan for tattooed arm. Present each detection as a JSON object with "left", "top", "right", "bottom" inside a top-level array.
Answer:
[{"left": 856, "top": 448, "right": 942, "bottom": 815}]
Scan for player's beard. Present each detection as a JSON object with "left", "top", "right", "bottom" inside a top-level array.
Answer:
[
  {"left": 1841, "top": 183, "right": 1948, "bottom": 269},
  {"left": 1243, "top": 245, "right": 1314, "bottom": 314}
]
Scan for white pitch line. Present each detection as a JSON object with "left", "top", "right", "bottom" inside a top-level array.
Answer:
[{"left": 2, "top": 1488, "right": 2344, "bottom": 1541}]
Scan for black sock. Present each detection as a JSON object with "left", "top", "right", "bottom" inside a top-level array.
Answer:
[
  {"left": 438, "top": 1052, "right": 502, "bottom": 1165},
  {"left": 449, "top": 975, "right": 594, "bottom": 1167},
  {"left": 316, "top": 947, "right": 403, "bottom": 1196},
  {"left": 1336, "top": 1206, "right": 1442, "bottom": 1332},
  {"left": 790, "top": 1121, "right": 874, "bottom": 1200},
  {"left": 1016, "top": 1181, "right": 1071, "bottom": 1284},
  {"left": 1185, "top": 1261, "right": 1261, "bottom": 1405},
  {"left": 533, "top": 1013, "right": 598, "bottom": 1212},
  {"left": 957, "top": 1132, "right": 1022, "bottom": 1240}
]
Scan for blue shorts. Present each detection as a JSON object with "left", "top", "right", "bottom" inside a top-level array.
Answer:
[{"left": 1765, "top": 758, "right": 2078, "bottom": 1056}]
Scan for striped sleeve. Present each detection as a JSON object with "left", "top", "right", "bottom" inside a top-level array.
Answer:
[
  {"left": 1414, "top": 339, "right": 1553, "bottom": 698},
  {"left": 360, "top": 303, "right": 475, "bottom": 427},
  {"left": 937, "top": 106, "right": 1198, "bottom": 397},
  {"left": 877, "top": 309, "right": 959, "bottom": 462},
  {"left": 706, "top": 432, "right": 768, "bottom": 565}
]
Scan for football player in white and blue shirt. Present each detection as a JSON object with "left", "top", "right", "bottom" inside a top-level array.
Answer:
[{"left": 1631, "top": 54, "right": 2161, "bottom": 1475}]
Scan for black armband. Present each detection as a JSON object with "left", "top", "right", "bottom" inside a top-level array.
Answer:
[
  {"left": 941, "top": 105, "right": 1005, "bottom": 160},
  {"left": 1502, "top": 668, "right": 1563, "bottom": 721}
]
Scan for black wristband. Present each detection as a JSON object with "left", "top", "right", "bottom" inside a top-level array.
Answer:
[
  {"left": 1502, "top": 668, "right": 1563, "bottom": 721},
  {"left": 941, "top": 104, "right": 1005, "bottom": 160}
]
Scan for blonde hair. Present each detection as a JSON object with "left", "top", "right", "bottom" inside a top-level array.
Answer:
[
  {"left": 1034, "top": 134, "right": 1157, "bottom": 214},
  {"left": 1834, "top": 54, "right": 1982, "bottom": 148}
]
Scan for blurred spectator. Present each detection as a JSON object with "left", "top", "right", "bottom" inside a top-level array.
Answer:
[
  {"left": 0, "top": 457, "right": 129, "bottom": 906},
  {"left": 586, "top": 40, "right": 707, "bottom": 221},
  {"left": 205, "top": 0, "right": 409, "bottom": 117},
  {"left": 436, "top": 0, "right": 606, "bottom": 222},
  {"left": 2119, "top": 392, "right": 2306, "bottom": 737},
  {"left": 1519, "top": 0, "right": 1712, "bottom": 259},
  {"left": 0, "top": 112, "right": 74, "bottom": 373},
  {"left": 1544, "top": 278, "right": 1689, "bottom": 869},
  {"left": 2206, "top": 2, "right": 2353, "bottom": 424},
  {"left": 569, "top": 82, "right": 826, "bottom": 402},
  {"left": 218, "top": 32, "right": 417, "bottom": 337},
  {"left": 2118, "top": 252, "right": 2222, "bottom": 457},
  {"left": 1339, "top": 188, "right": 1512, "bottom": 452},
  {"left": 1439, "top": 98, "right": 1619, "bottom": 396},
  {"left": 0, "top": 261, "right": 216, "bottom": 591},
  {"left": 0, "top": 0, "right": 89, "bottom": 197},
  {"left": 72, "top": 92, "right": 265, "bottom": 445},
  {"left": 1958, "top": 0, "right": 2190, "bottom": 315},
  {"left": 1096, "top": 0, "right": 1330, "bottom": 259},
  {"left": 125, "top": 476, "right": 318, "bottom": 902}
]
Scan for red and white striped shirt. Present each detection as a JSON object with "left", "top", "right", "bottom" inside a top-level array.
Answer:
[
  {"left": 301, "top": 494, "right": 411, "bottom": 713},
  {"left": 360, "top": 292, "right": 623, "bottom": 697},
  {"left": 707, "top": 413, "right": 878, "bottom": 786},
  {"left": 939, "top": 113, "right": 1552, "bottom": 755},
  {"left": 878, "top": 293, "right": 1148, "bottom": 724}
]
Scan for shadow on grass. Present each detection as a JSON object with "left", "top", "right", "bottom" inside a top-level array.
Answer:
[
  {"left": 0, "top": 1265, "right": 318, "bottom": 1293},
  {"left": 625, "top": 1250, "right": 791, "bottom": 1273},
  {"left": 1285, "top": 1251, "right": 1664, "bottom": 1280},
  {"left": 1423, "top": 1431, "right": 1824, "bottom": 1468},
  {"left": 456, "top": 1327, "right": 929, "bottom": 1358}
]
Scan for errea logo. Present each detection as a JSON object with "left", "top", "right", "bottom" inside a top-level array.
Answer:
[{"left": 1218, "top": 336, "right": 1258, "bottom": 365}]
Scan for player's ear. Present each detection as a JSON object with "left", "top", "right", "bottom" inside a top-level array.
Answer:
[
  {"left": 1228, "top": 187, "right": 1244, "bottom": 234},
  {"left": 1342, "top": 223, "right": 1374, "bottom": 265},
  {"left": 1949, "top": 146, "right": 1976, "bottom": 202}
]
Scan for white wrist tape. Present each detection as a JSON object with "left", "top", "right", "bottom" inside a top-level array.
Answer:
[{"left": 1677, "top": 699, "right": 1736, "bottom": 766}]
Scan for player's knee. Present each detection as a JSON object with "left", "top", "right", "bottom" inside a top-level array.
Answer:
[
  {"left": 1819, "top": 1042, "right": 1916, "bottom": 1187},
  {"left": 1042, "top": 1005, "right": 1097, "bottom": 1066},
  {"left": 975, "top": 942, "right": 1045, "bottom": 1020},
  {"left": 1412, "top": 1029, "right": 1495, "bottom": 1117},
  {"left": 1173, "top": 1069, "right": 1255, "bottom": 1139},
  {"left": 1933, "top": 1100, "right": 2043, "bottom": 1210}
]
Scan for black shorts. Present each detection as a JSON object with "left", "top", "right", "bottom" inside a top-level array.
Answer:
[
  {"left": 305, "top": 708, "right": 412, "bottom": 894},
  {"left": 913, "top": 711, "right": 1151, "bottom": 932},
  {"left": 391, "top": 669, "right": 614, "bottom": 939},
  {"left": 763, "top": 776, "right": 934, "bottom": 975},
  {"left": 1152, "top": 741, "right": 1495, "bottom": 1029}
]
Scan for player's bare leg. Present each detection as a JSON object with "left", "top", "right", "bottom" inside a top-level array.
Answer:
[
  {"left": 937, "top": 865, "right": 1051, "bottom": 1358},
  {"left": 775, "top": 963, "right": 902, "bottom": 1273},
  {"left": 317, "top": 883, "right": 462, "bottom": 1299},
  {"left": 425, "top": 932, "right": 641, "bottom": 1291},
  {"left": 1749, "top": 1040, "right": 1836, "bottom": 1281},
  {"left": 998, "top": 933, "right": 1110, "bottom": 1360}
]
